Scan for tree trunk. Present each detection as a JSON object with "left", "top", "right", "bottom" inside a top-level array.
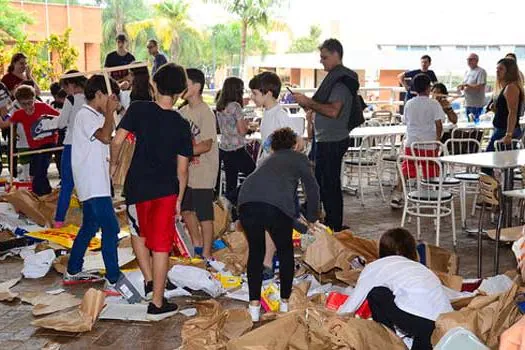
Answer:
[
  {"left": 239, "top": 20, "right": 248, "bottom": 79},
  {"left": 116, "top": 0, "right": 123, "bottom": 34},
  {"left": 171, "top": 37, "right": 178, "bottom": 62}
]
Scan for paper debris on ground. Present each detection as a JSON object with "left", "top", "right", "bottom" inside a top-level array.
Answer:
[
  {"left": 21, "top": 291, "right": 81, "bottom": 316},
  {"left": 168, "top": 265, "right": 224, "bottom": 298},
  {"left": 180, "top": 308, "right": 198, "bottom": 317},
  {"left": 477, "top": 274, "right": 514, "bottom": 295},
  {"left": 25, "top": 225, "right": 101, "bottom": 251},
  {"left": 32, "top": 288, "right": 105, "bottom": 332},
  {"left": 21, "top": 249, "right": 56, "bottom": 279},
  {"left": 0, "top": 278, "right": 21, "bottom": 301},
  {"left": 82, "top": 247, "right": 135, "bottom": 272},
  {"left": 123, "top": 270, "right": 191, "bottom": 299},
  {"left": 46, "top": 288, "right": 66, "bottom": 295},
  {"left": 225, "top": 282, "right": 250, "bottom": 302},
  {"left": 99, "top": 303, "right": 149, "bottom": 322}
]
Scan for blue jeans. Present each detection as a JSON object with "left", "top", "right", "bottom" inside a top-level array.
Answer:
[
  {"left": 465, "top": 106, "right": 484, "bottom": 120},
  {"left": 55, "top": 145, "right": 73, "bottom": 222},
  {"left": 483, "top": 127, "right": 523, "bottom": 175},
  {"left": 30, "top": 144, "right": 54, "bottom": 196},
  {"left": 68, "top": 196, "right": 120, "bottom": 283}
]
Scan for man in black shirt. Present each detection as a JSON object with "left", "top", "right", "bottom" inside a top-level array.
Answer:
[
  {"left": 398, "top": 55, "right": 438, "bottom": 103},
  {"left": 104, "top": 34, "right": 136, "bottom": 82}
]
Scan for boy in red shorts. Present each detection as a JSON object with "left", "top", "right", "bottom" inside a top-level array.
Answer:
[
  {"left": 391, "top": 74, "right": 444, "bottom": 208},
  {"left": 111, "top": 63, "right": 193, "bottom": 321}
]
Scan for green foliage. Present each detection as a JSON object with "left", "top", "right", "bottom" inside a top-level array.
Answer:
[
  {"left": 0, "top": 0, "right": 34, "bottom": 44},
  {"left": 288, "top": 25, "right": 321, "bottom": 53},
  {"left": 46, "top": 28, "right": 79, "bottom": 72}
]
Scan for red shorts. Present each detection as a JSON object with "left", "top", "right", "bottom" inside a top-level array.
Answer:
[
  {"left": 136, "top": 195, "right": 177, "bottom": 253},
  {"left": 401, "top": 147, "right": 439, "bottom": 178}
]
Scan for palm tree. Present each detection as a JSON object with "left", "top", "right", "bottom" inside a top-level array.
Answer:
[
  {"left": 126, "top": 0, "right": 200, "bottom": 62},
  {"left": 205, "top": 0, "right": 283, "bottom": 78}
]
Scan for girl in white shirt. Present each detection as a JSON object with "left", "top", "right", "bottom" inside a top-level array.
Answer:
[{"left": 338, "top": 228, "right": 452, "bottom": 350}]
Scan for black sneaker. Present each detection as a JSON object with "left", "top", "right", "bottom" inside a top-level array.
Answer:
[
  {"left": 262, "top": 266, "right": 274, "bottom": 281},
  {"left": 144, "top": 281, "right": 153, "bottom": 301},
  {"left": 146, "top": 298, "right": 179, "bottom": 321}
]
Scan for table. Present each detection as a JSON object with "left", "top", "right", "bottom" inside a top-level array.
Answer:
[
  {"left": 349, "top": 125, "right": 406, "bottom": 138},
  {"left": 440, "top": 149, "right": 525, "bottom": 275}
]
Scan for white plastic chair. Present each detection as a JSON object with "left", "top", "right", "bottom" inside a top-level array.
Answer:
[{"left": 397, "top": 154, "right": 456, "bottom": 246}]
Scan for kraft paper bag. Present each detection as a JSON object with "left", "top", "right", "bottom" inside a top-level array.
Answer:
[
  {"left": 112, "top": 136, "right": 135, "bottom": 189},
  {"left": 214, "top": 231, "right": 249, "bottom": 275},
  {"left": 0, "top": 278, "right": 20, "bottom": 301},
  {"left": 436, "top": 272, "right": 463, "bottom": 291},
  {"left": 288, "top": 281, "right": 311, "bottom": 311},
  {"left": 432, "top": 282, "right": 523, "bottom": 348},
  {"left": 32, "top": 288, "right": 105, "bottom": 333},
  {"left": 222, "top": 309, "right": 253, "bottom": 340},
  {"left": 21, "top": 291, "right": 81, "bottom": 316},
  {"left": 334, "top": 230, "right": 379, "bottom": 263},
  {"left": 213, "top": 199, "right": 231, "bottom": 239},
  {"left": 303, "top": 223, "right": 345, "bottom": 273}
]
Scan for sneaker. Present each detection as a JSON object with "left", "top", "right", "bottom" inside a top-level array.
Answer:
[
  {"left": 390, "top": 191, "right": 404, "bottom": 209},
  {"left": 165, "top": 279, "right": 177, "bottom": 291},
  {"left": 248, "top": 304, "right": 261, "bottom": 322},
  {"left": 63, "top": 270, "right": 104, "bottom": 285},
  {"left": 144, "top": 280, "right": 153, "bottom": 301},
  {"left": 146, "top": 298, "right": 179, "bottom": 321},
  {"left": 262, "top": 266, "right": 275, "bottom": 281},
  {"left": 279, "top": 301, "right": 289, "bottom": 313},
  {"left": 104, "top": 280, "right": 121, "bottom": 297}
]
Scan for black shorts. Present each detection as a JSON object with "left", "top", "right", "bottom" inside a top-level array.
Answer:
[{"left": 181, "top": 187, "right": 214, "bottom": 221}]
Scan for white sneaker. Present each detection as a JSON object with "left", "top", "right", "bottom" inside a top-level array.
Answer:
[
  {"left": 390, "top": 191, "right": 404, "bottom": 209},
  {"left": 248, "top": 304, "right": 261, "bottom": 322},
  {"left": 279, "top": 301, "right": 289, "bottom": 313}
]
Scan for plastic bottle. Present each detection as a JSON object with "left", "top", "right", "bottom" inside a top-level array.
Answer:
[{"left": 468, "top": 113, "right": 474, "bottom": 123}]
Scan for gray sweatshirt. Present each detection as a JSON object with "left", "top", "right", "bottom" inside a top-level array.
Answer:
[{"left": 238, "top": 149, "right": 320, "bottom": 222}]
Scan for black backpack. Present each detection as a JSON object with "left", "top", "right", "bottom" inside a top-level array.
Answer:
[{"left": 340, "top": 75, "right": 366, "bottom": 131}]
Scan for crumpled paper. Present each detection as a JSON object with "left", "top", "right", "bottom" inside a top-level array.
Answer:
[
  {"left": 22, "top": 249, "right": 56, "bottom": 279},
  {"left": 168, "top": 265, "right": 224, "bottom": 298},
  {"left": 21, "top": 291, "right": 81, "bottom": 316},
  {"left": 180, "top": 300, "right": 252, "bottom": 350},
  {"left": 214, "top": 231, "right": 248, "bottom": 276},
  {"left": 32, "top": 288, "right": 106, "bottom": 333},
  {"left": 0, "top": 278, "right": 21, "bottom": 301}
]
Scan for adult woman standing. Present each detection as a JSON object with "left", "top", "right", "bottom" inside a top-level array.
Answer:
[
  {"left": 1, "top": 53, "right": 40, "bottom": 95},
  {"left": 487, "top": 58, "right": 523, "bottom": 152},
  {"left": 215, "top": 77, "right": 255, "bottom": 208}
]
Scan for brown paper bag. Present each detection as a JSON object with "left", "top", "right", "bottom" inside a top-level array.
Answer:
[
  {"left": 214, "top": 231, "right": 249, "bottom": 275},
  {"left": 213, "top": 199, "right": 231, "bottom": 239},
  {"left": 436, "top": 272, "right": 463, "bottom": 291},
  {"left": 181, "top": 300, "right": 228, "bottom": 349},
  {"left": 432, "top": 283, "right": 523, "bottom": 348},
  {"left": 52, "top": 255, "right": 69, "bottom": 274},
  {"left": 112, "top": 137, "right": 135, "bottom": 189},
  {"left": 32, "top": 288, "right": 105, "bottom": 333},
  {"left": 289, "top": 281, "right": 311, "bottom": 311},
  {"left": 424, "top": 244, "right": 459, "bottom": 275},
  {"left": 0, "top": 278, "right": 20, "bottom": 301},
  {"left": 222, "top": 309, "right": 253, "bottom": 340},
  {"left": 335, "top": 230, "right": 379, "bottom": 263},
  {"left": 21, "top": 291, "right": 81, "bottom": 316},
  {"left": 303, "top": 223, "right": 346, "bottom": 273}
]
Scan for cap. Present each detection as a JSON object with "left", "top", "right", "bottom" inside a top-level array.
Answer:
[{"left": 116, "top": 34, "right": 127, "bottom": 42}]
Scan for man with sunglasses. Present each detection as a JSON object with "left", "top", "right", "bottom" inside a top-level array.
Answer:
[{"left": 147, "top": 39, "right": 167, "bottom": 76}]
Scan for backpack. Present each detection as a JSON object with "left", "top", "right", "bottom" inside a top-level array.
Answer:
[{"left": 340, "top": 75, "right": 366, "bottom": 131}]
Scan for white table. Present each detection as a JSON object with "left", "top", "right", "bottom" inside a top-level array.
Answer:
[
  {"left": 349, "top": 125, "right": 406, "bottom": 138},
  {"left": 440, "top": 149, "right": 525, "bottom": 275}
]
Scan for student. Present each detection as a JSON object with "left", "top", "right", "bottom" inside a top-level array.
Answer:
[
  {"left": 1, "top": 53, "right": 40, "bottom": 95},
  {"left": 238, "top": 127, "right": 320, "bottom": 322},
  {"left": 104, "top": 34, "right": 136, "bottom": 82},
  {"left": 65, "top": 75, "right": 122, "bottom": 288},
  {"left": 119, "top": 66, "right": 153, "bottom": 111},
  {"left": 216, "top": 77, "right": 255, "bottom": 211},
  {"left": 111, "top": 63, "right": 193, "bottom": 321},
  {"left": 147, "top": 39, "right": 168, "bottom": 76},
  {"left": 0, "top": 82, "right": 11, "bottom": 175},
  {"left": 180, "top": 68, "right": 219, "bottom": 259},
  {"left": 248, "top": 71, "right": 304, "bottom": 279},
  {"left": 53, "top": 70, "right": 88, "bottom": 228},
  {"left": 390, "top": 74, "right": 444, "bottom": 208},
  {"left": 50, "top": 82, "right": 67, "bottom": 110},
  {"left": 0, "top": 85, "right": 59, "bottom": 195},
  {"left": 338, "top": 228, "right": 453, "bottom": 350}
]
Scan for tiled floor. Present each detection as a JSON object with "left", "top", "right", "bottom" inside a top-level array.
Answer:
[{"left": 0, "top": 167, "right": 519, "bottom": 349}]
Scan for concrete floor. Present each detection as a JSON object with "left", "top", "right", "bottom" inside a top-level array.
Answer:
[{"left": 0, "top": 167, "right": 519, "bottom": 349}]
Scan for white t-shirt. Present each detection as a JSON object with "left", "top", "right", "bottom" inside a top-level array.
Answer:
[
  {"left": 402, "top": 96, "right": 445, "bottom": 148},
  {"left": 71, "top": 105, "right": 111, "bottom": 202},
  {"left": 337, "top": 256, "right": 453, "bottom": 321},
  {"left": 258, "top": 104, "right": 302, "bottom": 165},
  {"left": 8, "top": 101, "right": 29, "bottom": 149},
  {"left": 463, "top": 67, "right": 487, "bottom": 108}
]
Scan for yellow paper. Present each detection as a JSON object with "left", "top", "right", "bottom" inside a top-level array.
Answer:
[
  {"left": 26, "top": 225, "right": 101, "bottom": 250},
  {"left": 261, "top": 283, "right": 280, "bottom": 312},
  {"left": 215, "top": 274, "right": 242, "bottom": 289}
]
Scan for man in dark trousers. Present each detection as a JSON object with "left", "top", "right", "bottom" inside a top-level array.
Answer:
[{"left": 293, "top": 38, "right": 360, "bottom": 232}]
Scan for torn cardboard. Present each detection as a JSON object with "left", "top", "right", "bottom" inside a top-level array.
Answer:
[
  {"left": 0, "top": 278, "right": 20, "bottom": 301},
  {"left": 32, "top": 288, "right": 105, "bottom": 332},
  {"left": 21, "top": 291, "right": 81, "bottom": 316}
]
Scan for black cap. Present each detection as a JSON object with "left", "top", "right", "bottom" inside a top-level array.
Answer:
[{"left": 116, "top": 34, "right": 127, "bottom": 42}]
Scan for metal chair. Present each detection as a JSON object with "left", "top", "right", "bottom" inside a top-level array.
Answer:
[
  {"left": 476, "top": 174, "right": 522, "bottom": 277},
  {"left": 397, "top": 154, "right": 456, "bottom": 246},
  {"left": 371, "top": 110, "right": 395, "bottom": 126},
  {"left": 444, "top": 138, "right": 482, "bottom": 228}
]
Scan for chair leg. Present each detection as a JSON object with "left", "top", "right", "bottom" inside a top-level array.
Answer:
[
  {"left": 435, "top": 206, "right": 441, "bottom": 247},
  {"left": 416, "top": 203, "right": 421, "bottom": 240},
  {"left": 477, "top": 204, "right": 485, "bottom": 278},
  {"left": 358, "top": 166, "right": 365, "bottom": 206},
  {"left": 471, "top": 190, "right": 478, "bottom": 217},
  {"left": 451, "top": 201, "right": 457, "bottom": 247},
  {"left": 494, "top": 208, "right": 504, "bottom": 275},
  {"left": 377, "top": 165, "right": 386, "bottom": 202},
  {"left": 460, "top": 183, "right": 466, "bottom": 229},
  {"left": 401, "top": 203, "right": 407, "bottom": 227}
]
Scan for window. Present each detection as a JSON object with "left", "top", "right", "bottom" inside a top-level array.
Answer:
[
  {"left": 488, "top": 46, "right": 500, "bottom": 51},
  {"left": 411, "top": 45, "right": 427, "bottom": 51},
  {"left": 429, "top": 45, "right": 441, "bottom": 51},
  {"left": 456, "top": 45, "right": 468, "bottom": 51},
  {"left": 515, "top": 46, "right": 525, "bottom": 59},
  {"left": 396, "top": 45, "right": 409, "bottom": 51},
  {"left": 470, "top": 46, "right": 486, "bottom": 51}
]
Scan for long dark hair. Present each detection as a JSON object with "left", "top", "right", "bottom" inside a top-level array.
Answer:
[
  {"left": 378, "top": 228, "right": 418, "bottom": 261},
  {"left": 130, "top": 66, "right": 153, "bottom": 102},
  {"left": 497, "top": 58, "right": 525, "bottom": 99},
  {"left": 216, "top": 77, "right": 244, "bottom": 112},
  {"left": 60, "top": 70, "right": 87, "bottom": 89},
  {"left": 8, "top": 53, "right": 27, "bottom": 74}
]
